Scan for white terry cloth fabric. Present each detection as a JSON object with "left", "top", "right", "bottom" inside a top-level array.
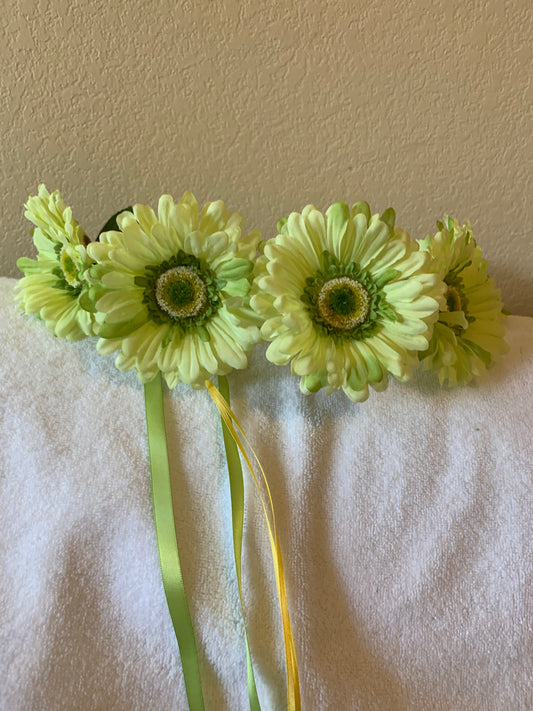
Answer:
[{"left": 1, "top": 274, "right": 532, "bottom": 711}]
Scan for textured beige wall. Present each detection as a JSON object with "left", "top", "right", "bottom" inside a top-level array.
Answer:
[{"left": 1, "top": 0, "right": 532, "bottom": 313}]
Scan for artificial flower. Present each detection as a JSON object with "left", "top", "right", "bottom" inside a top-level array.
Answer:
[
  {"left": 15, "top": 184, "right": 95, "bottom": 340},
  {"left": 88, "top": 192, "right": 261, "bottom": 388},
  {"left": 251, "top": 201, "right": 444, "bottom": 402},
  {"left": 418, "top": 216, "right": 508, "bottom": 386}
]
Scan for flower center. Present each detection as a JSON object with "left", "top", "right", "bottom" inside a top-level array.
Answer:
[
  {"left": 59, "top": 247, "right": 82, "bottom": 287},
  {"left": 446, "top": 285, "right": 462, "bottom": 313},
  {"left": 316, "top": 277, "right": 371, "bottom": 330},
  {"left": 155, "top": 266, "right": 209, "bottom": 319}
]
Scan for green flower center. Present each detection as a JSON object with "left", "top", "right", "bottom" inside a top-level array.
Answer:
[
  {"left": 60, "top": 247, "right": 81, "bottom": 287},
  {"left": 300, "top": 251, "right": 399, "bottom": 343},
  {"left": 446, "top": 285, "right": 462, "bottom": 313},
  {"left": 139, "top": 250, "right": 224, "bottom": 339},
  {"left": 443, "top": 278, "right": 473, "bottom": 334},
  {"left": 316, "top": 277, "right": 371, "bottom": 330},
  {"left": 155, "top": 266, "right": 208, "bottom": 319}
]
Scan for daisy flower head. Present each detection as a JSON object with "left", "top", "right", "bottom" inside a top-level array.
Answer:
[
  {"left": 418, "top": 216, "right": 508, "bottom": 386},
  {"left": 15, "top": 184, "right": 95, "bottom": 341},
  {"left": 87, "top": 192, "right": 261, "bottom": 388},
  {"left": 251, "top": 201, "right": 443, "bottom": 402}
]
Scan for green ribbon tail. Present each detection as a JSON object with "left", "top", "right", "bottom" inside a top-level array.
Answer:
[
  {"left": 144, "top": 373, "right": 205, "bottom": 711},
  {"left": 218, "top": 375, "right": 262, "bottom": 711}
]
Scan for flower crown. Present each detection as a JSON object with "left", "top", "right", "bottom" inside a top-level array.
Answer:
[
  {"left": 16, "top": 185, "right": 508, "bottom": 395},
  {"left": 14, "top": 185, "right": 508, "bottom": 711}
]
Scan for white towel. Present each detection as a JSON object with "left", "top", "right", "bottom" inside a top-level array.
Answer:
[{"left": 1, "top": 275, "right": 532, "bottom": 711}]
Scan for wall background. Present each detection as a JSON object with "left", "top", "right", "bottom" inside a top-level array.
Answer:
[{"left": 1, "top": 0, "right": 531, "bottom": 314}]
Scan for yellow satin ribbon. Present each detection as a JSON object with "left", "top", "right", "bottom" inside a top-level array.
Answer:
[{"left": 205, "top": 380, "right": 301, "bottom": 711}]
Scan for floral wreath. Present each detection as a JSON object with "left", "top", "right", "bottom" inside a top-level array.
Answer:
[{"left": 15, "top": 185, "right": 508, "bottom": 711}]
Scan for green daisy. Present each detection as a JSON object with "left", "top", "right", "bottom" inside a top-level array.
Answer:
[
  {"left": 418, "top": 216, "right": 508, "bottom": 386},
  {"left": 15, "top": 184, "right": 95, "bottom": 340},
  {"left": 87, "top": 192, "right": 261, "bottom": 388},
  {"left": 251, "top": 201, "right": 443, "bottom": 402}
]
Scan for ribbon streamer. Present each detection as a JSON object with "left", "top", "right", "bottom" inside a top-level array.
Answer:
[
  {"left": 206, "top": 379, "right": 301, "bottom": 711},
  {"left": 217, "top": 375, "right": 262, "bottom": 711},
  {"left": 144, "top": 373, "right": 205, "bottom": 711}
]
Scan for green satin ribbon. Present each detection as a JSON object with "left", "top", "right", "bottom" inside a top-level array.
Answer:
[
  {"left": 218, "top": 376, "right": 262, "bottom": 711},
  {"left": 144, "top": 373, "right": 205, "bottom": 711}
]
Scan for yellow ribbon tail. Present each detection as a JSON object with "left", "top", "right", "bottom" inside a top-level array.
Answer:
[{"left": 205, "top": 380, "right": 301, "bottom": 711}]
